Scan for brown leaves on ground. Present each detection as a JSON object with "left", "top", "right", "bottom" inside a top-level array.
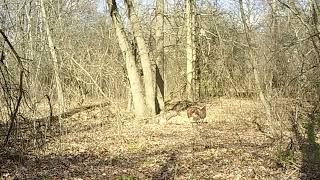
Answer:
[{"left": 1, "top": 98, "right": 318, "bottom": 179}]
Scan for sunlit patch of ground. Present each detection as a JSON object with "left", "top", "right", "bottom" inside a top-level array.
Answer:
[{"left": 1, "top": 98, "right": 308, "bottom": 179}]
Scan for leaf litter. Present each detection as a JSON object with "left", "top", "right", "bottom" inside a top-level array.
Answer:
[{"left": 1, "top": 97, "right": 315, "bottom": 179}]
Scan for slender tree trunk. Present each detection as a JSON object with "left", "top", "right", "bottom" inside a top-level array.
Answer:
[
  {"left": 270, "top": 0, "right": 279, "bottom": 90},
  {"left": 106, "top": 0, "right": 146, "bottom": 118},
  {"left": 40, "top": 0, "right": 64, "bottom": 121},
  {"left": 186, "top": 0, "right": 196, "bottom": 101},
  {"left": 309, "top": 0, "right": 320, "bottom": 62},
  {"left": 155, "top": 0, "right": 165, "bottom": 113},
  {"left": 25, "top": 3, "right": 34, "bottom": 62},
  {"left": 239, "top": 0, "right": 273, "bottom": 129},
  {"left": 124, "top": 0, "right": 156, "bottom": 115},
  {"left": 34, "top": 0, "right": 43, "bottom": 87}
]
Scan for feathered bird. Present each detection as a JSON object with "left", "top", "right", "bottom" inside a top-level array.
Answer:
[{"left": 187, "top": 105, "right": 206, "bottom": 122}]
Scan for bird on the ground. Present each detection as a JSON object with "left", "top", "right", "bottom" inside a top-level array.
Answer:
[{"left": 187, "top": 105, "right": 206, "bottom": 122}]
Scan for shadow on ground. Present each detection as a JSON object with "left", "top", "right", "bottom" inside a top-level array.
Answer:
[
  {"left": 0, "top": 102, "right": 111, "bottom": 150},
  {"left": 0, "top": 136, "right": 277, "bottom": 179},
  {"left": 0, "top": 99, "right": 295, "bottom": 179},
  {"left": 0, "top": 144, "right": 196, "bottom": 179},
  {"left": 300, "top": 110, "right": 320, "bottom": 179},
  {"left": 291, "top": 107, "right": 320, "bottom": 179}
]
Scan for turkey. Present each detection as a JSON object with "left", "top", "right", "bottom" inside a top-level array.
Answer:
[{"left": 187, "top": 105, "right": 206, "bottom": 122}]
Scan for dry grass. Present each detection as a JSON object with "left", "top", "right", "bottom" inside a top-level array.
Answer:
[{"left": 1, "top": 97, "right": 318, "bottom": 179}]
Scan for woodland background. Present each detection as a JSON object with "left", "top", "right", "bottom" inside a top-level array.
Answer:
[{"left": 0, "top": 0, "right": 320, "bottom": 179}]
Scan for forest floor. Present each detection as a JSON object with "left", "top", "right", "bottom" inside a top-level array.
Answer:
[{"left": 1, "top": 97, "right": 320, "bottom": 179}]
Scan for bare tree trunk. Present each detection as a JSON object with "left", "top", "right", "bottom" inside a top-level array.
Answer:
[
  {"left": 239, "top": 0, "right": 273, "bottom": 129},
  {"left": 269, "top": 0, "right": 279, "bottom": 90},
  {"left": 40, "top": 0, "right": 64, "bottom": 124},
  {"left": 186, "top": 0, "right": 196, "bottom": 101},
  {"left": 124, "top": 0, "right": 156, "bottom": 115},
  {"left": 309, "top": 0, "right": 320, "bottom": 62},
  {"left": 106, "top": 0, "right": 145, "bottom": 118},
  {"left": 155, "top": 0, "right": 165, "bottom": 113}
]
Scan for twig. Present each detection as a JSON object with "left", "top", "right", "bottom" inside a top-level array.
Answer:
[{"left": 0, "top": 29, "right": 25, "bottom": 147}]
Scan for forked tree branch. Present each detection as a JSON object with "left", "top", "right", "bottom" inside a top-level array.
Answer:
[{"left": 0, "top": 29, "right": 25, "bottom": 147}]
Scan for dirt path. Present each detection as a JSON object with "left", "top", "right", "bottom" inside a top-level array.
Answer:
[{"left": 1, "top": 98, "right": 302, "bottom": 179}]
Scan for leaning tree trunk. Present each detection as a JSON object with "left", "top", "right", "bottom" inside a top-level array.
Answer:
[
  {"left": 106, "top": 0, "right": 146, "bottom": 118},
  {"left": 239, "top": 0, "right": 273, "bottom": 130},
  {"left": 269, "top": 0, "right": 279, "bottom": 91},
  {"left": 155, "top": 0, "right": 165, "bottom": 113},
  {"left": 40, "top": 0, "right": 64, "bottom": 125},
  {"left": 185, "top": 0, "right": 196, "bottom": 101},
  {"left": 124, "top": 0, "right": 156, "bottom": 115}
]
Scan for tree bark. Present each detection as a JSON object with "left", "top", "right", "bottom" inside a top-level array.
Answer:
[
  {"left": 155, "top": 0, "right": 165, "bottom": 113},
  {"left": 186, "top": 0, "right": 196, "bottom": 101},
  {"left": 106, "top": 0, "right": 146, "bottom": 118},
  {"left": 239, "top": 0, "right": 273, "bottom": 129},
  {"left": 40, "top": 0, "right": 64, "bottom": 119},
  {"left": 270, "top": 0, "right": 279, "bottom": 90},
  {"left": 124, "top": 0, "right": 156, "bottom": 115}
]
